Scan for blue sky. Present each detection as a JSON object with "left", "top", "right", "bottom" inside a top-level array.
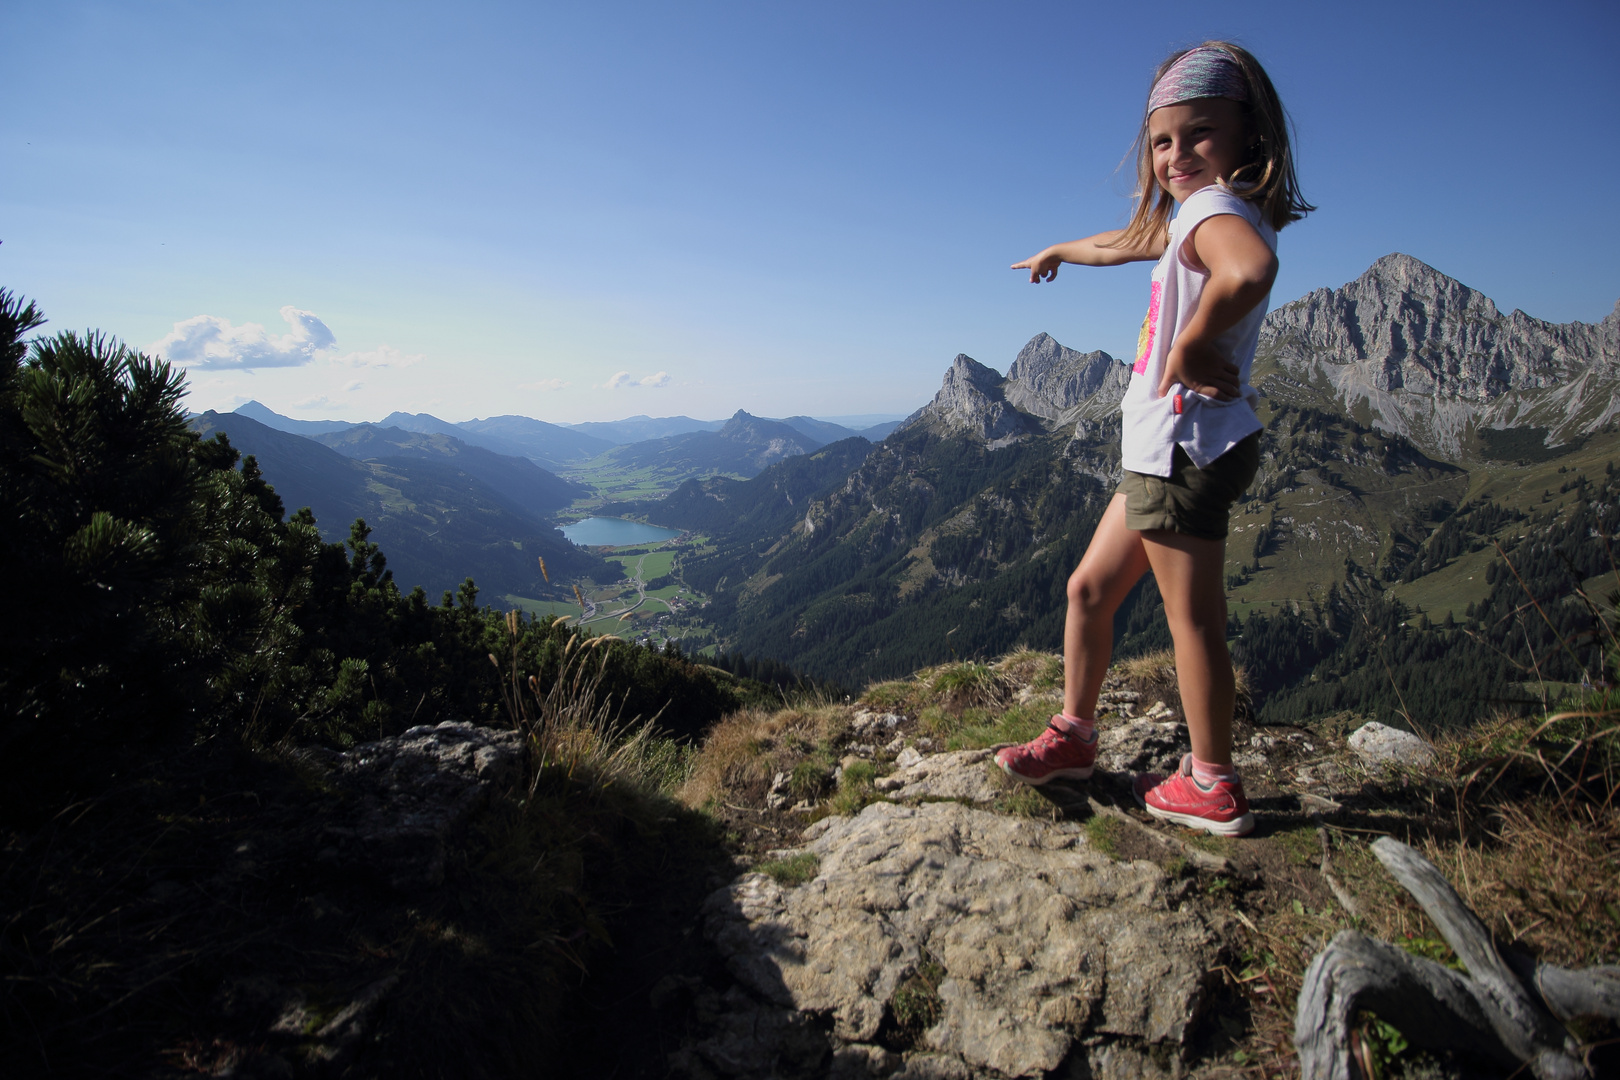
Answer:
[{"left": 3, "top": 1, "right": 1616, "bottom": 423}]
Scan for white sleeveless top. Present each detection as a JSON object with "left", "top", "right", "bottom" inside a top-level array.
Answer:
[{"left": 1119, "top": 185, "right": 1275, "bottom": 476}]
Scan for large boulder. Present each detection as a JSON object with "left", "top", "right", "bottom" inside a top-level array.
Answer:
[
  {"left": 317, "top": 721, "right": 523, "bottom": 891},
  {"left": 690, "top": 801, "right": 1222, "bottom": 1078},
  {"left": 1347, "top": 721, "right": 1435, "bottom": 768},
  {"left": 874, "top": 748, "right": 1002, "bottom": 804}
]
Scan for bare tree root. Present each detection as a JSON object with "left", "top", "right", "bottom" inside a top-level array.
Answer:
[{"left": 1294, "top": 836, "right": 1617, "bottom": 1080}]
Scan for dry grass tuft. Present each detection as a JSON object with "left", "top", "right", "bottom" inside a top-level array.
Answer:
[
  {"left": 860, "top": 677, "right": 925, "bottom": 714},
  {"left": 1118, "top": 648, "right": 1176, "bottom": 684},
  {"left": 677, "top": 705, "right": 848, "bottom": 809},
  {"left": 925, "top": 661, "right": 1011, "bottom": 713},
  {"left": 1425, "top": 798, "right": 1620, "bottom": 966},
  {"left": 994, "top": 648, "right": 1048, "bottom": 685}
]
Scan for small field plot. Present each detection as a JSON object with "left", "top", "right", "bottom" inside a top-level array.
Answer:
[
  {"left": 634, "top": 550, "right": 677, "bottom": 579},
  {"left": 503, "top": 596, "right": 583, "bottom": 620},
  {"left": 1386, "top": 544, "right": 1497, "bottom": 620}
]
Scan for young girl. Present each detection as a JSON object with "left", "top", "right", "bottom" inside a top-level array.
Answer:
[{"left": 996, "top": 42, "right": 1312, "bottom": 837}]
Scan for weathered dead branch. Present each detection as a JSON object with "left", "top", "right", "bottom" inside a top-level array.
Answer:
[{"left": 1294, "top": 836, "right": 1617, "bottom": 1080}]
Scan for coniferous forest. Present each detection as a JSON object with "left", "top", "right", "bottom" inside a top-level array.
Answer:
[{"left": 0, "top": 290, "right": 767, "bottom": 816}]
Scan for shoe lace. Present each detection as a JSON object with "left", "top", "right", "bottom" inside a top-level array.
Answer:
[
  {"left": 1035, "top": 724, "right": 1071, "bottom": 749},
  {"left": 1032, "top": 723, "right": 1090, "bottom": 757}
]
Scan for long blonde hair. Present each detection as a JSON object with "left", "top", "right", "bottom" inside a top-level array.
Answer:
[{"left": 1110, "top": 41, "right": 1313, "bottom": 252}]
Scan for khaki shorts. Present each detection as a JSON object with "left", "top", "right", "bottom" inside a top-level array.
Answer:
[{"left": 1118, "top": 433, "right": 1261, "bottom": 541}]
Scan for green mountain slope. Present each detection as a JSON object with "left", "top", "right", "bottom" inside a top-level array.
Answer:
[
  {"left": 455, "top": 413, "right": 615, "bottom": 468},
  {"left": 311, "top": 424, "right": 585, "bottom": 515},
  {"left": 600, "top": 437, "right": 875, "bottom": 537},
  {"left": 563, "top": 410, "right": 844, "bottom": 502},
  {"left": 191, "top": 412, "right": 597, "bottom": 598}
]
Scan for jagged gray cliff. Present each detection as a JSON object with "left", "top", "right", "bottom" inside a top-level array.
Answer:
[
  {"left": 1257, "top": 253, "right": 1620, "bottom": 458},
  {"left": 906, "top": 354, "right": 1037, "bottom": 449},
  {"left": 905, "top": 337, "right": 1130, "bottom": 450},
  {"left": 903, "top": 256, "right": 1619, "bottom": 463},
  {"left": 1003, "top": 333, "right": 1130, "bottom": 425}
]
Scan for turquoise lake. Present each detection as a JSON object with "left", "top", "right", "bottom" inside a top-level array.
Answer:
[{"left": 560, "top": 517, "right": 680, "bottom": 547}]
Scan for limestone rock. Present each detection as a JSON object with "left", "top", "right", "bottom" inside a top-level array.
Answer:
[
  {"left": 893, "top": 746, "right": 924, "bottom": 770},
  {"left": 852, "top": 710, "right": 905, "bottom": 736},
  {"left": 673, "top": 985, "right": 832, "bottom": 1078},
  {"left": 1259, "top": 253, "right": 1620, "bottom": 457},
  {"left": 320, "top": 721, "right": 522, "bottom": 891},
  {"left": 1097, "top": 719, "right": 1189, "bottom": 777},
  {"left": 874, "top": 749, "right": 1000, "bottom": 804},
  {"left": 1002, "top": 333, "right": 1130, "bottom": 425},
  {"left": 906, "top": 355, "right": 1034, "bottom": 449},
  {"left": 1347, "top": 721, "right": 1435, "bottom": 768},
  {"left": 699, "top": 801, "right": 1220, "bottom": 1079}
]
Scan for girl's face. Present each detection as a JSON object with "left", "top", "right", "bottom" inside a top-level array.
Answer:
[{"left": 1148, "top": 97, "right": 1250, "bottom": 202}]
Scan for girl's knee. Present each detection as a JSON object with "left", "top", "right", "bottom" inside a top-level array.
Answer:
[{"left": 1067, "top": 572, "right": 1112, "bottom": 617}]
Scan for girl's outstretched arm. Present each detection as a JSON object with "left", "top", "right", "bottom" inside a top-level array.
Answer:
[
  {"left": 1012, "top": 230, "right": 1166, "bottom": 283},
  {"left": 1157, "top": 214, "right": 1278, "bottom": 400}
]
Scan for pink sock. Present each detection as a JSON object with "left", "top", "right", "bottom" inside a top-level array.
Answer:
[
  {"left": 1191, "top": 754, "right": 1238, "bottom": 785},
  {"left": 1053, "top": 713, "right": 1096, "bottom": 741}
]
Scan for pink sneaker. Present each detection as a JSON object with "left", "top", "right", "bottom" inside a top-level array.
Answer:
[
  {"left": 1133, "top": 754, "right": 1254, "bottom": 837},
  {"left": 996, "top": 717, "right": 1096, "bottom": 784}
]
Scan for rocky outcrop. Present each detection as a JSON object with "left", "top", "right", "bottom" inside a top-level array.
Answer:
[
  {"left": 1347, "top": 721, "right": 1435, "bottom": 768},
  {"left": 1097, "top": 718, "right": 1190, "bottom": 777},
  {"left": 1258, "top": 253, "right": 1620, "bottom": 457},
  {"left": 902, "top": 337, "right": 1136, "bottom": 452},
  {"left": 717, "top": 410, "right": 824, "bottom": 471},
  {"left": 907, "top": 355, "right": 1035, "bottom": 449},
  {"left": 872, "top": 747, "right": 1002, "bottom": 803},
  {"left": 1004, "top": 333, "right": 1131, "bottom": 424},
  {"left": 317, "top": 721, "right": 523, "bottom": 891},
  {"left": 687, "top": 801, "right": 1222, "bottom": 1079}
]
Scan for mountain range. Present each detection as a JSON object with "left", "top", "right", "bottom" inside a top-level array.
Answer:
[
  {"left": 310, "top": 424, "right": 586, "bottom": 510},
  {"left": 206, "top": 253, "right": 1618, "bottom": 726},
  {"left": 201, "top": 401, "right": 905, "bottom": 601},
  {"left": 189, "top": 411, "right": 597, "bottom": 600},
  {"left": 1256, "top": 253, "right": 1620, "bottom": 459},
  {"left": 608, "top": 254, "right": 1618, "bottom": 725},
  {"left": 587, "top": 410, "right": 856, "bottom": 481}
]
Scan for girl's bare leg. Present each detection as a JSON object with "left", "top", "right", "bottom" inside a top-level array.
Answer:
[
  {"left": 1140, "top": 529, "right": 1235, "bottom": 765},
  {"left": 1064, "top": 495, "right": 1152, "bottom": 720}
]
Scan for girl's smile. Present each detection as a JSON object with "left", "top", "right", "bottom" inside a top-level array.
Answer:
[{"left": 1148, "top": 97, "right": 1250, "bottom": 201}]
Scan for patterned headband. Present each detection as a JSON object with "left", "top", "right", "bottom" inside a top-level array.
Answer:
[{"left": 1148, "top": 47, "right": 1249, "bottom": 113}]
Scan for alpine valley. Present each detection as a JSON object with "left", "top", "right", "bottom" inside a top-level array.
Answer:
[{"left": 202, "top": 252, "right": 1620, "bottom": 730}]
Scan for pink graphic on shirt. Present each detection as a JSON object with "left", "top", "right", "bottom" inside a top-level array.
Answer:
[{"left": 1133, "top": 280, "right": 1161, "bottom": 374}]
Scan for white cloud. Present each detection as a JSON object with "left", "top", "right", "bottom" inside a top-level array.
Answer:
[
  {"left": 521, "top": 378, "right": 570, "bottom": 391},
  {"left": 295, "top": 394, "right": 338, "bottom": 410},
  {"left": 331, "top": 344, "right": 422, "bottom": 369},
  {"left": 150, "top": 306, "right": 337, "bottom": 370},
  {"left": 603, "top": 370, "right": 671, "bottom": 389},
  {"left": 343, "top": 380, "right": 364, "bottom": 393}
]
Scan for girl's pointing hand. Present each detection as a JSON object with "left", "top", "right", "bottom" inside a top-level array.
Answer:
[{"left": 1012, "top": 249, "right": 1062, "bottom": 283}]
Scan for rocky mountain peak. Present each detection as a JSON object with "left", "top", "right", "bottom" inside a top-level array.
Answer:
[
  {"left": 944, "top": 353, "right": 1003, "bottom": 393},
  {"left": 909, "top": 354, "right": 1032, "bottom": 449},
  {"left": 718, "top": 410, "right": 770, "bottom": 439},
  {"left": 713, "top": 410, "right": 818, "bottom": 470},
  {"left": 1259, "top": 253, "right": 1620, "bottom": 458},
  {"left": 1004, "top": 333, "right": 1128, "bottom": 423}
]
